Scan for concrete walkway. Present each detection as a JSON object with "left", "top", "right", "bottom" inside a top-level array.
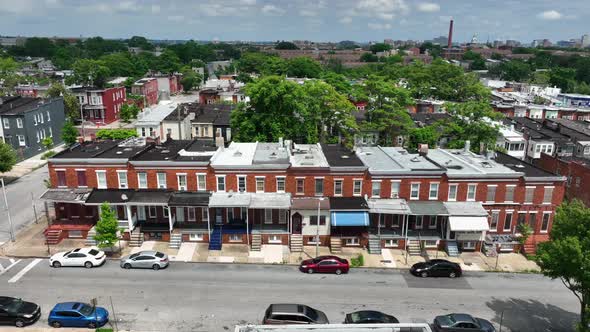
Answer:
[{"left": 0, "top": 144, "right": 65, "bottom": 178}]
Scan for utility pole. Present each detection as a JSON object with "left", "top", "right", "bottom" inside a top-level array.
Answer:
[
  {"left": 1, "top": 178, "right": 15, "bottom": 242},
  {"left": 31, "top": 192, "right": 39, "bottom": 224},
  {"left": 80, "top": 102, "right": 85, "bottom": 141}
]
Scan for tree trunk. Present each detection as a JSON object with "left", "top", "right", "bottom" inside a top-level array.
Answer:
[{"left": 580, "top": 294, "right": 589, "bottom": 332}]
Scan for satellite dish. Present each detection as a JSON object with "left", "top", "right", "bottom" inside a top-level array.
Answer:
[{"left": 121, "top": 194, "right": 128, "bottom": 201}]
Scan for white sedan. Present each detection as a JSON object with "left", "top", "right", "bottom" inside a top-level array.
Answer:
[{"left": 49, "top": 248, "right": 106, "bottom": 268}]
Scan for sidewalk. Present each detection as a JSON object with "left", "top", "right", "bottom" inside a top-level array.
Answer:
[
  {"left": 0, "top": 144, "right": 65, "bottom": 178},
  {"left": 1, "top": 221, "right": 540, "bottom": 273}
]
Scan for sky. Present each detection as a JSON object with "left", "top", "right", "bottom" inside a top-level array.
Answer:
[{"left": 0, "top": 0, "right": 588, "bottom": 43}]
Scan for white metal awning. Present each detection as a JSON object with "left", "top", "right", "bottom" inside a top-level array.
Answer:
[
  {"left": 249, "top": 193, "right": 291, "bottom": 209},
  {"left": 209, "top": 192, "right": 251, "bottom": 207},
  {"left": 448, "top": 216, "right": 489, "bottom": 232},
  {"left": 367, "top": 198, "right": 410, "bottom": 214}
]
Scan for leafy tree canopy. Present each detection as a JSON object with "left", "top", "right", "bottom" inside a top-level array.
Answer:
[
  {"left": 61, "top": 120, "right": 79, "bottom": 145},
  {"left": 439, "top": 101, "right": 503, "bottom": 151},
  {"left": 94, "top": 202, "right": 120, "bottom": 248},
  {"left": 68, "top": 59, "right": 111, "bottom": 88},
  {"left": 0, "top": 142, "right": 18, "bottom": 172},
  {"left": 96, "top": 129, "right": 138, "bottom": 140},
  {"left": 286, "top": 57, "right": 322, "bottom": 78},
  {"left": 369, "top": 43, "right": 393, "bottom": 54},
  {"left": 275, "top": 41, "right": 298, "bottom": 50}
]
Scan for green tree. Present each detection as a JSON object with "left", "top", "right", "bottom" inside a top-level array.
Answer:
[
  {"left": 440, "top": 101, "right": 504, "bottom": 151},
  {"left": 470, "top": 58, "right": 487, "bottom": 70},
  {"left": 462, "top": 50, "right": 482, "bottom": 61},
  {"left": 100, "top": 52, "right": 146, "bottom": 77},
  {"left": 275, "top": 41, "right": 298, "bottom": 50},
  {"left": 46, "top": 83, "right": 80, "bottom": 119},
  {"left": 94, "top": 202, "right": 120, "bottom": 249},
  {"left": 0, "top": 142, "right": 18, "bottom": 172},
  {"left": 180, "top": 68, "right": 203, "bottom": 92},
  {"left": 408, "top": 126, "right": 441, "bottom": 150},
  {"left": 369, "top": 43, "right": 393, "bottom": 53},
  {"left": 0, "top": 57, "right": 19, "bottom": 76},
  {"left": 550, "top": 67, "right": 577, "bottom": 92},
  {"left": 286, "top": 57, "right": 322, "bottom": 78},
  {"left": 127, "top": 36, "right": 154, "bottom": 51},
  {"left": 320, "top": 72, "right": 352, "bottom": 94},
  {"left": 360, "top": 53, "right": 379, "bottom": 62},
  {"left": 22, "top": 37, "right": 56, "bottom": 57},
  {"left": 536, "top": 200, "right": 590, "bottom": 331},
  {"left": 41, "top": 137, "right": 54, "bottom": 150},
  {"left": 95, "top": 129, "right": 138, "bottom": 140},
  {"left": 119, "top": 104, "right": 140, "bottom": 122},
  {"left": 61, "top": 120, "right": 79, "bottom": 145},
  {"left": 498, "top": 60, "right": 532, "bottom": 81},
  {"left": 155, "top": 49, "right": 182, "bottom": 74},
  {"left": 69, "top": 59, "right": 111, "bottom": 88}
]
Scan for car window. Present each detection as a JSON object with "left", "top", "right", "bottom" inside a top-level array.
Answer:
[
  {"left": 3, "top": 298, "right": 23, "bottom": 313},
  {"left": 78, "top": 304, "right": 93, "bottom": 316},
  {"left": 88, "top": 249, "right": 99, "bottom": 256},
  {"left": 155, "top": 252, "right": 165, "bottom": 258},
  {"left": 129, "top": 253, "right": 140, "bottom": 259},
  {"left": 304, "top": 308, "right": 319, "bottom": 321},
  {"left": 73, "top": 248, "right": 81, "bottom": 252},
  {"left": 69, "top": 253, "right": 86, "bottom": 258},
  {"left": 272, "top": 315, "right": 295, "bottom": 321},
  {"left": 62, "top": 311, "right": 81, "bottom": 317},
  {"left": 63, "top": 251, "right": 71, "bottom": 257},
  {"left": 136, "top": 256, "right": 153, "bottom": 261}
]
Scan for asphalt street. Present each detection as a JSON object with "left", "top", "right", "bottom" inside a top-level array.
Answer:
[
  {"left": 0, "top": 258, "right": 580, "bottom": 332},
  {"left": 0, "top": 166, "right": 48, "bottom": 244}
]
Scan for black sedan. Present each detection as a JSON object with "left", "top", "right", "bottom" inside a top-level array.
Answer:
[
  {"left": 344, "top": 310, "right": 399, "bottom": 324},
  {"left": 410, "top": 259, "right": 462, "bottom": 278},
  {"left": 0, "top": 296, "right": 41, "bottom": 328},
  {"left": 433, "top": 313, "right": 495, "bottom": 332}
]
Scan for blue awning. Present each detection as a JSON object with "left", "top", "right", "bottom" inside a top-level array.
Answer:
[{"left": 330, "top": 211, "right": 369, "bottom": 227}]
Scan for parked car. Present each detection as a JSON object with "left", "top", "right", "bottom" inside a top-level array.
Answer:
[
  {"left": 433, "top": 313, "right": 495, "bottom": 332},
  {"left": 50, "top": 248, "right": 106, "bottom": 268},
  {"left": 0, "top": 297, "right": 41, "bottom": 328},
  {"left": 299, "top": 256, "right": 349, "bottom": 275},
  {"left": 410, "top": 259, "right": 462, "bottom": 278},
  {"left": 263, "top": 304, "right": 329, "bottom": 325},
  {"left": 344, "top": 310, "right": 399, "bottom": 324},
  {"left": 120, "top": 251, "right": 169, "bottom": 270},
  {"left": 48, "top": 302, "right": 109, "bottom": 328}
]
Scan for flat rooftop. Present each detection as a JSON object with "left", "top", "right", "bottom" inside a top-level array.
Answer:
[
  {"left": 320, "top": 144, "right": 365, "bottom": 168},
  {"left": 494, "top": 152, "right": 562, "bottom": 178},
  {"left": 0, "top": 96, "right": 55, "bottom": 115},
  {"left": 253, "top": 143, "right": 290, "bottom": 165},
  {"left": 289, "top": 143, "right": 329, "bottom": 168},
  {"left": 356, "top": 146, "right": 442, "bottom": 174},
  {"left": 426, "top": 149, "right": 519, "bottom": 178},
  {"left": 136, "top": 102, "right": 178, "bottom": 125},
  {"left": 51, "top": 138, "right": 149, "bottom": 160},
  {"left": 210, "top": 142, "right": 258, "bottom": 167}
]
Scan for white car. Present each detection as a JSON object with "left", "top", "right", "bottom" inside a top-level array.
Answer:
[{"left": 49, "top": 248, "right": 106, "bottom": 268}]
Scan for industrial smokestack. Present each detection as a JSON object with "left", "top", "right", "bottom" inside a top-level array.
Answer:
[{"left": 446, "top": 19, "right": 454, "bottom": 59}]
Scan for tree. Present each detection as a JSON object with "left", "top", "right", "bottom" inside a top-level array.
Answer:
[
  {"left": 550, "top": 67, "right": 577, "bottom": 92},
  {"left": 369, "top": 43, "right": 393, "bottom": 53},
  {"left": 95, "top": 129, "right": 138, "bottom": 140},
  {"left": 155, "top": 49, "right": 182, "bottom": 74},
  {"left": 470, "top": 58, "right": 487, "bottom": 70},
  {"left": 127, "top": 36, "right": 154, "bottom": 51},
  {"left": 498, "top": 60, "right": 532, "bottom": 81},
  {"left": 0, "top": 57, "right": 20, "bottom": 96},
  {"left": 94, "top": 202, "right": 120, "bottom": 249},
  {"left": 286, "top": 57, "right": 322, "bottom": 78},
  {"left": 0, "top": 57, "right": 19, "bottom": 76},
  {"left": 320, "top": 72, "right": 352, "bottom": 95},
  {"left": 69, "top": 59, "right": 111, "bottom": 88},
  {"left": 41, "top": 137, "right": 54, "bottom": 150},
  {"left": 46, "top": 83, "right": 80, "bottom": 119},
  {"left": 408, "top": 126, "right": 441, "bottom": 150},
  {"left": 360, "top": 53, "right": 379, "bottom": 62},
  {"left": 0, "top": 142, "right": 18, "bottom": 172},
  {"left": 180, "top": 68, "right": 203, "bottom": 92},
  {"left": 100, "top": 52, "right": 146, "bottom": 77},
  {"left": 119, "top": 104, "right": 140, "bottom": 122},
  {"left": 440, "top": 101, "right": 504, "bottom": 151},
  {"left": 536, "top": 200, "right": 590, "bottom": 331},
  {"left": 61, "top": 120, "right": 79, "bottom": 145},
  {"left": 275, "top": 41, "right": 298, "bottom": 50}
]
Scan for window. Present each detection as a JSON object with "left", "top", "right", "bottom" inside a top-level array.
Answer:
[
  {"left": 334, "top": 179, "right": 343, "bottom": 196},
  {"left": 528, "top": 213, "right": 537, "bottom": 229},
  {"left": 353, "top": 179, "right": 362, "bottom": 196},
  {"left": 188, "top": 208, "right": 196, "bottom": 221},
  {"left": 504, "top": 212, "right": 513, "bottom": 231},
  {"left": 16, "top": 118, "right": 23, "bottom": 128},
  {"left": 541, "top": 213, "right": 550, "bottom": 232},
  {"left": 345, "top": 238, "right": 359, "bottom": 246},
  {"left": 278, "top": 211, "right": 286, "bottom": 224},
  {"left": 485, "top": 185, "right": 497, "bottom": 202},
  {"left": 229, "top": 234, "right": 242, "bottom": 242},
  {"left": 371, "top": 181, "right": 381, "bottom": 197},
  {"left": 424, "top": 240, "right": 438, "bottom": 248},
  {"left": 216, "top": 176, "right": 226, "bottom": 192},
  {"left": 137, "top": 173, "right": 147, "bottom": 189},
  {"left": 385, "top": 239, "right": 398, "bottom": 247},
  {"left": 227, "top": 208, "right": 234, "bottom": 221},
  {"left": 391, "top": 181, "right": 400, "bottom": 198},
  {"left": 49, "top": 127, "right": 53, "bottom": 137},
  {"left": 310, "top": 215, "right": 326, "bottom": 226},
  {"left": 96, "top": 171, "right": 107, "bottom": 189},
  {"left": 415, "top": 216, "right": 423, "bottom": 229},
  {"left": 490, "top": 211, "right": 499, "bottom": 231},
  {"left": 39, "top": 113, "right": 44, "bottom": 123},
  {"left": 379, "top": 214, "right": 385, "bottom": 227},
  {"left": 256, "top": 177, "right": 265, "bottom": 193},
  {"left": 241, "top": 207, "right": 247, "bottom": 220},
  {"left": 429, "top": 183, "right": 439, "bottom": 200},
  {"left": 264, "top": 209, "right": 273, "bottom": 224},
  {"left": 76, "top": 170, "right": 87, "bottom": 187},
  {"left": 525, "top": 187, "right": 535, "bottom": 203},
  {"left": 177, "top": 174, "right": 187, "bottom": 191},
  {"left": 197, "top": 173, "right": 207, "bottom": 191},
  {"left": 189, "top": 233, "right": 203, "bottom": 241},
  {"left": 505, "top": 185, "right": 515, "bottom": 202},
  {"left": 428, "top": 216, "right": 437, "bottom": 229},
  {"left": 517, "top": 213, "right": 526, "bottom": 229},
  {"left": 3, "top": 118, "right": 9, "bottom": 129},
  {"left": 314, "top": 178, "right": 324, "bottom": 196},
  {"left": 238, "top": 176, "right": 246, "bottom": 192},
  {"left": 202, "top": 208, "right": 209, "bottom": 221},
  {"left": 543, "top": 187, "right": 554, "bottom": 204},
  {"left": 56, "top": 170, "right": 66, "bottom": 187},
  {"left": 448, "top": 184, "right": 458, "bottom": 201},
  {"left": 268, "top": 235, "right": 282, "bottom": 244},
  {"left": 157, "top": 173, "right": 167, "bottom": 189},
  {"left": 17, "top": 135, "right": 25, "bottom": 146},
  {"left": 117, "top": 171, "right": 128, "bottom": 189},
  {"left": 276, "top": 177, "right": 285, "bottom": 192},
  {"left": 149, "top": 206, "right": 157, "bottom": 218},
  {"left": 467, "top": 184, "right": 476, "bottom": 201},
  {"left": 46, "top": 111, "right": 51, "bottom": 121},
  {"left": 410, "top": 183, "right": 420, "bottom": 200},
  {"left": 163, "top": 207, "right": 169, "bottom": 218},
  {"left": 296, "top": 178, "right": 304, "bottom": 194}
]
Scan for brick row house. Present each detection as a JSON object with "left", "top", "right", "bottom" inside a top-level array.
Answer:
[
  {"left": 131, "top": 78, "right": 159, "bottom": 107},
  {"left": 43, "top": 138, "right": 565, "bottom": 255},
  {"left": 71, "top": 86, "right": 127, "bottom": 125}
]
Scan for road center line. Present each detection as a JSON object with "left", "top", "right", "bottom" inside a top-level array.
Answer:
[
  {"left": 0, "top": 259, "right": 21, "bottom": 276},
  {"left": 8, "top": 259, "right": 41, "bottom": 283}
]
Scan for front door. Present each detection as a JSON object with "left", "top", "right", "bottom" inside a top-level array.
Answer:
[
  {"left": 215, "top": 208, "right": 223, "bottom": 225},
  {"left": 176, "top": 207, "right": 185, "bottom": 222},
  {"left": 137, "top": 206, "right": 146, "bottom": 221},
  {"left": 292, "top": 213, "right": 302, "bottom": 234}
]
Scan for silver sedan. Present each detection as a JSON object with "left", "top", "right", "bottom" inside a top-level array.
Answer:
[{"left": 120, "top": 251, "right": 169, "bottom": 270}]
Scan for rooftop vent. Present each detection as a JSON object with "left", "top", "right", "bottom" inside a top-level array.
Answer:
[
  {"left": 123, "top": 147, "right": 133, "bottom": 151},
  {"left": 161, "top": 150, "right": 170, "bottom": 154},
  {"left": 515, "top": 164, "right": 525, "bottom": 168},
  {"left": 233, "top": 151, "right": 242, "bottom": 157},
  {"left": 341, "top": 155, "right": 350, "bottom": 159},
  {"left": 116, "top": 151, "right": 123, "bottom": 155},
  {"left": 410, "top": 156, "right": 421, "bottom": 162},
  {"left": 481, "top": 161, "right": 493, "bottom": 168},
  {"left": 447, "top": 165, "right": 463, "bottom": 170},
  {"left": 304, "top": 155, "right": 314, "bottom": 159}
]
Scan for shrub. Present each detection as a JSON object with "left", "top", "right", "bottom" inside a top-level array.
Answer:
[
  {"left": 96, "top": 129, "right": 138, "bottom": 140},
  {"left": 41, "top": 150, "right": 56, "bottom": 160},
  {"left": 350, "top": 254, "right": 364, "bottom": 267}
]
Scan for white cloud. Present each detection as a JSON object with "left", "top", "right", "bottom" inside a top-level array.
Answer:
[
  {"left": 168, "top": 15, "right": 184, "bottom": 22},
  {"left": 261, "top": 4, "right": 285, "bottom": 16},
  {"left": 339, "top": 16, "right": 353, "bottom": 24},
  {"left": 151, "top": 4, "right": 160, "bottom": 14},
  {"left": 240, "top": 0, "right": 256, "bottom": 5},
  {"left": 417, "top": 2, "right": 440, "bottom": 13},
  {"left": 368, "top": 22, "right": 392, "bottom": 30},
  {"left": 354, "top": 0, "right": 408, "bottom": 21},
  {"left": 299, "top": 9, "right": 318, "bottom": 17},
  {"left": 537, "top": 10, "right": 562, "bottom": 20},
  {"left": 0, "top": 0, "right": 35, "bottom": 14},
  {"left": 117, "top": 1, "right": 141, "bottom": 14}
]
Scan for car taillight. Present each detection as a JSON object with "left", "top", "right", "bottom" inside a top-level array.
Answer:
[{"left": 160, "top": 259, "right": 168, "bottom": 262}]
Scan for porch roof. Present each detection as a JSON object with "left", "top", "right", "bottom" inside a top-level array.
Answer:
[
  {"left": 291, "top": 197, "right": 330, "bottom": 210},
  {"left": 443, "top": 201, "right": 488, "bottom": 216},
  {"left": 168, "top": 192, "right": 210, "bottom": 206},
  {"left": 449, "top": 216, "right": 489, "bottom": 232},
  {"left": 40, "top": 188, "right": 92, "bottom": 203},
  {"left": 250, "top": 193, "right": 291, "bottom": 209},
  {"left": 209, "top": 192, "right": 251, "bottom": 207},
  {"left": 367, "top": 198, "right": 410, "bottom": 214},
  {"left": 329, "top": 197, "right": 368, "bottom": 210},
  {"left": 129, "top": 190, "right": 173, "bottom": 205},
  {"left": 85, "top": 189, "right": 135, "bottom": 205},
  {"left": 407, "top": 201, "right": 447, "bottom": 216}
]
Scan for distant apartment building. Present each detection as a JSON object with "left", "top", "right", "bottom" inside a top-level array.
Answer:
[
  {"left": 154, "top": 74, "right": 182, "bottom": 98},
  {"left": 71, "top": 86, "right": 127, "bottom": 125},
  {"left": 15, "top": 84, "right": 50, "bottom": 98},
  {"left": 132, "top": 78, "right": 159, "bottom": 107}
]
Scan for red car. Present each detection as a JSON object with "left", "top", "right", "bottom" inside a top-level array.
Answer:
[{"left": 299, "top": 256, "right": 349, "bottom": 275}]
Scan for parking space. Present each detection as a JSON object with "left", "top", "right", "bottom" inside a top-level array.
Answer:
[{"left": 401, "top": 270, "right": 473, "bottom": 290}]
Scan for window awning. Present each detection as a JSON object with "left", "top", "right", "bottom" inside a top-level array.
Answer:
[
  {"left": 249, "top": 193, "right": 291, "bottom": 209},
  {"left": 367, "top": 198, "right": 410, "bottom": 214},
  {"left": 168, "top": 192, "right": 210, "bottom": 206},
  {"left": 209, "top": 192, "right": 251, "bottom": 207},
  {"left": 407, "top": 201, "right": 447, "bottom": 216},
  {"left": 449, "top": 216, "right": 489, "bottom": 232},
  {"left": 330, "top": 211, "right": 369, "bottom": 227}
]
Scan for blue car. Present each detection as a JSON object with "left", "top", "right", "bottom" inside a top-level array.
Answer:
[{"left": 48, "top": 302, "right": 109, "bottom": 328}]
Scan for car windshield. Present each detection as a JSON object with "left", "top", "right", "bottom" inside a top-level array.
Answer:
[
  {"left": 63, "top": 251, "right": 72, "bottom": 257},
  {"left": 88, "top": 249, "right": 99, "bottom": 256},
  {"left": 447, "top": 315, "right": 457, "bottom": 323},
  {"left": 4, "top": 299, "right": 23, "bottom": 313},
  {"left": 304, "top": 307, "right": 318, "bottom": 320},
  {"left": 155, "top": 252, "right": 165, "bottom": 258},
  {"left": 78, "top": 303, "right": 94, "bottom": 316}
]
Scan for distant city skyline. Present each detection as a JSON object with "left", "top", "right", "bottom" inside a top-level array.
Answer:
[{"left": 0, "top": 0, "right": 588, "bottom": 43}]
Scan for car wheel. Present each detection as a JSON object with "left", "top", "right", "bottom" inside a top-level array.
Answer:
[
  {"left": 52, "top": 261, "right": 62, "bottom": 268},
  {"left": 87, "top": 322, "right": 97, "bottom": 329},
  {"left": 152, "top": 264, "right": 160, "bottom": 270},
  {"left": 15, "top": 319, "right": 25, "bottom": 328},
  {"left": 307, "top": 268, "right": 314, "bottom": 274},
  {"left": 123, "top": 263, "right": 132, "bottom": 269},
  {"left": 420, "top": 271, "right": 428, "bottom": 278},
  {"left": 449, "top": 272, "right": 457, "bottom": 278},
  {"left": 335, "top": 269, "right": 342, "bottom": 275},
  {"left": 51, "top": 321, "right": 62, "bottom": 328},
  {"left": 84, "top": 261, "right": 93, "bottom": 269}
]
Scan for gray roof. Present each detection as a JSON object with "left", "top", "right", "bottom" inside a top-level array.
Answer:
[
  {"left": 426, "top": 149, "right": 519, "bottom": 179},
  {"left": 250, "top": 193, "right": 291, "bottom": 209},
  {"left": 253, "top": 143, "right": 290, "bottom": 165},
  {"left": 356, "top": 146, "right": 443, "bottom": 175},
  {"left": 40, "top": 188, "right": 92, "bottom": 203},
  {"left": 209, "top": 192, "right": 251, "bottom": 207},
  {"left": 367, "top": 198, "right": 410, "bottom": 214},
  {"left": 136, "top": 102, "right": 178, "bottom": 125},
  {"left": 289, "top": 143, "right": 330, "bottom": 168},
  {"left": 443, "top": 202, "right": 487, "bottom": 216},
  {"left": 407, "top": 201, "right": 447, "bottom": 216}
]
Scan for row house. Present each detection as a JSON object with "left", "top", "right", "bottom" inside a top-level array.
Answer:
[
  {"left": 43, "top": 138, "right": 565, "bottom": 255},
  {"left": 535, "top": 153, "right": 590, "bottom": 208},
  {"left": 131, "top": 78, "right": 159, "bottom": 107},
  {"left": 71, "top": 86, "right": 127, "bottom": 125},
  {"left": 491, "top": 102, "right": 590, "bottom": 121}
]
